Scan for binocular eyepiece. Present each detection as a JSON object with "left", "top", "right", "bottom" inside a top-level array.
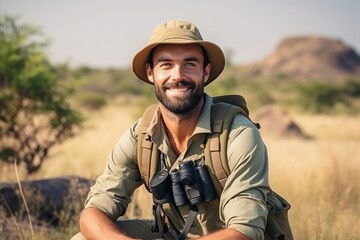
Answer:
[{"left": 150, "top": 161, "right": 217, "bottom": 206}]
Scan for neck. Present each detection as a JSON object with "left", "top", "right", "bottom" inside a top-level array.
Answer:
[{"left": 160, "top": 98, "right": 204, "bottom": 156}]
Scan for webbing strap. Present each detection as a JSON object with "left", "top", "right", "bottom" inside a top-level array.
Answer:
[
  {"left": 140, "top": 135, "right": 153, "bottom": 188},
  {"left": 177, "top": 205, "right": 198, "bottom": 240},
  {"left": 209, "top": 104, "right": 230, "bottom": 187},
  {"left": 137, "top": 104, "right": 160, "bottom": 188},
  {"left": 154, "top": 204, "right": 166, "bottom": 237},
  {"left": 206, "top": 101, "right": 253, "bottom": 190}
]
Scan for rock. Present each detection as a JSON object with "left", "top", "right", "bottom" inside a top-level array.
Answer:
[
  {"left": 248, "top": 35, "right": 360, "bottom": 81},
  {"left": 253, "top": 104, "right": 310, "bottom": 139},
  {"left": 0, "top": 175, "right": 93, "bottom": 226}
]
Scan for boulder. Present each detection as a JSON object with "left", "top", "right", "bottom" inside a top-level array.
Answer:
[
  {"left": 0, "top": 175, "right": 93, "bottom": 226},
  {"left": 253, "top": 104, "right": 310, "bottom": 139}
]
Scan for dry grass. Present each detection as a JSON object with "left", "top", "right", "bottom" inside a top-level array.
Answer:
[
  {"left": 1, "top": 100, "right": 360, "bottom": 239},
  {"left": 38, "top": 98, "right": 142, "bottom": 180},
  {"left": 264, "top": 114, "right": 360, "bottom": 240}
]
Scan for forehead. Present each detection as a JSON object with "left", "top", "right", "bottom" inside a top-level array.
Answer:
[{"left": 151, "top": 43, "right": 203, "bottom": 59}]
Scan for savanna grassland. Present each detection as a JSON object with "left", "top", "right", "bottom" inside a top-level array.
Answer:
[
  {"left": 2, "top": 95, "right": 359, "bottom": 240},
  {"left": 2, "top": 17, "right": 360, "bottom": 239},
  {"left": 265, "top": 114, "right": 360, "bottom": 239},
  {"left": 2, "top": 65, "right": 360, "bottom": 240}
]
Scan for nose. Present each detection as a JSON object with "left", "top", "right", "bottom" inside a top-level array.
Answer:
[{"left": 171, "top": 65, "right": 183, "bottom": 81}]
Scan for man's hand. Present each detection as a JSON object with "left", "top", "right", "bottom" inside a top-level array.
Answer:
[
  {"left": 195, "top": 228, "right": 252, "bottom": 240},
  {"left": 79, "top": 207, "right": 138, "bottom": 240}
]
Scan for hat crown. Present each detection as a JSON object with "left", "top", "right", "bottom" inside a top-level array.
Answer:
[{"left": 149, "top": 20, "right": 203, "bottom": 43}]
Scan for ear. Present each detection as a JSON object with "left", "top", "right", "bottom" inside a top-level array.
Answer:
[
  {"left": 203, "top": 63, "right": 211, "bottom": 83},
  {"left": 146, "top": 63, "right": 154, "bottom": 83}
]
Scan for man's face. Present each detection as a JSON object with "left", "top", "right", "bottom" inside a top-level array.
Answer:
[{"left": 146, "top": 44, "right": 211, "bottom": 115}]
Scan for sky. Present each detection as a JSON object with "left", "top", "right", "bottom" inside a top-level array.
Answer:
[{"left": 1, "top": 0, "right": 359, "bottom": 68}]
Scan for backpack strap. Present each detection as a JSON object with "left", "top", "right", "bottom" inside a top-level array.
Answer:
[
  {"left": 204, "top": 95, "right": 259, "bottom": 195},
  {"left": 137, "top": 103, "right": 161, "bottom": 190},
  {"left": 204, "top": 102, "right": 246, "bottom": 194}
]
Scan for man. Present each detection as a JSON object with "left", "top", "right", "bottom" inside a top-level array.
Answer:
[{"left": 74, "top": 19, "right": 269, "bottom": 240}]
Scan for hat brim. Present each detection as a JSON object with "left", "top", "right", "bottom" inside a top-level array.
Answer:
[{"left": 132, "top": 40, "right": 225, "bottom": 86}]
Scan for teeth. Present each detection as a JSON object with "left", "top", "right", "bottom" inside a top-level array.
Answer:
[{"left": 168, "top": 88, "right": 188, "bottom": 92}]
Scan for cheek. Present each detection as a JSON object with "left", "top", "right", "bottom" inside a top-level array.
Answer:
[
  {"left": 157, "top": 71, "right": 170, "bottom": 79},
  {"left": 152, "top": 69, "right": 171, "bottom": 82}
]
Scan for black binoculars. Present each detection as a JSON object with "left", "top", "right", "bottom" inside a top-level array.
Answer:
[{"left": 149, "top": 161, "right": 217, "bottom": 206}]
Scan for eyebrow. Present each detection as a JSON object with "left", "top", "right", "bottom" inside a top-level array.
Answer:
[
  {"left": 156, "top": 56, "right": 172, "bottom": 63},
  {"left": 184, "top": 56, "right": 200, "bottom": 62}
]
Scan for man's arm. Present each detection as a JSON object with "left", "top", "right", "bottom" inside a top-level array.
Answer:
[
  {"left": 196, "top": 228, "right": 251, "bottom": 240},
  {"left": 79, "top": 207, "right": 138, "bottom": 240},
  {"left": 79, "top": 121, "right": 142, "bottom": 240},
  {"left": 219, "top": 116, "right": 270, "bottom": 239}
]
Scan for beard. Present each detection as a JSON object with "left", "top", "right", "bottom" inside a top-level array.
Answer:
[{"left": 154, "top": 78, "right": 205, "bottom": 116}]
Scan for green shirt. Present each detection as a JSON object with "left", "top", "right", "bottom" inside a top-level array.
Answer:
[{"left": 85, "top": 94, "right": 270, "bottom": 239}]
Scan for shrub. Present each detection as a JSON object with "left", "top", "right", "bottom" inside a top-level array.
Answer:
[
  {"left": 0, "top": 16, "right": 82, "bottom": 174},
  {"left": 296, "top": 81, "right": 346, "bottom": 113}
]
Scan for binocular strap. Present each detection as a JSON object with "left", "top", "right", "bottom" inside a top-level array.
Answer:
[
  {"left": 152, "top": 204, "right": 198, "bottom": 240},
  {"left": 178, "top": 205, "right": 198, "bottom": 240},
  {"left": 153, "top": 204, "right": 166, "bottom": 237}
]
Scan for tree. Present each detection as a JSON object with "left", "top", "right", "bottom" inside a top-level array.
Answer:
[{"left": 0, "top": 16, "right": 82, "bottom": 174}]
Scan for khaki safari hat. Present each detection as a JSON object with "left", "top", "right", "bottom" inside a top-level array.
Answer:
[{"left": 132, "top": 19, "right": 225, "bottom": 86}]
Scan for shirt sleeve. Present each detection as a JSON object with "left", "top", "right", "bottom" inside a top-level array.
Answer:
[
  {"left": 84, "top": 119, "right": 143, "bottom": 221},
  {"left": 219, "top": 114, "right": 270, "bottom": 240}
]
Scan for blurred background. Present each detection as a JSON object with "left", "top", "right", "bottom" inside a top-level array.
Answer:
[
  {"left": 1, "top": 1, "right": 360, "bottom": 239},
  {"left": 2, "top": 0, "right": 360, "bottom": 68}
]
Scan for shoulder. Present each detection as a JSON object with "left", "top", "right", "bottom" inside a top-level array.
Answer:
[
  {"left": 226, "top": 114, "right": 267, "bottom": 173},
  {"left": 228, "top": 114, "right": 264, "bottom": 150},
  {"left": 230, "top": 114, "right": 261, "bottom": 136},
  {"left": 231, "top": 114, "right": 257, "bottom": 129},
  {"left": 112, "top": 118, "right": 141, "bottom": 157}
]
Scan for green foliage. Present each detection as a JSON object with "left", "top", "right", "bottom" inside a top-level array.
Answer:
[
  {"left": 295, "top": 79, "right": 360, "bottom": 114},
  {"left": 342, "top": 78, "right": 360, "bottom": 97},
  {"left": 0, "top": 16, "right": 82, "bottom": 174},
  {"left": 297, "top": 82, "right": 340, "bottom": 113}
]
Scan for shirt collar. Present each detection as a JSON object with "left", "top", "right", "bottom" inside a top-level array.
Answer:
[{"left": 193, "top": 93, "right": 213, "bottom": 135}]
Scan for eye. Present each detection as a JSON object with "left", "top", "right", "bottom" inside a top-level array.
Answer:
[
  {"left": 159, "top": 62, "right": 172, "bottom": 68},
  {"left": 185, "top": 62, "right": 196, "bottom": 67}
]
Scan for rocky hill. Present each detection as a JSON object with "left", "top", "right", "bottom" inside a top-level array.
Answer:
[{"left": 247, "top": 35, "right": 360, "bottom": 81}]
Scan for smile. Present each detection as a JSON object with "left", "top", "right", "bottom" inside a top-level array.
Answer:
[{"left": 167, "top": 87, "right": 190, "bottom": 92}]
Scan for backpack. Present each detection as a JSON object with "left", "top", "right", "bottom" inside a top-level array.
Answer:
[{"left": 137, "top": 95, "right": 293, "bottom": 240}]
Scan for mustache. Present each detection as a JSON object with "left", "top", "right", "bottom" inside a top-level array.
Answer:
[{"left": 163, "top": 80, "right": 195, "bottom": 89}]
